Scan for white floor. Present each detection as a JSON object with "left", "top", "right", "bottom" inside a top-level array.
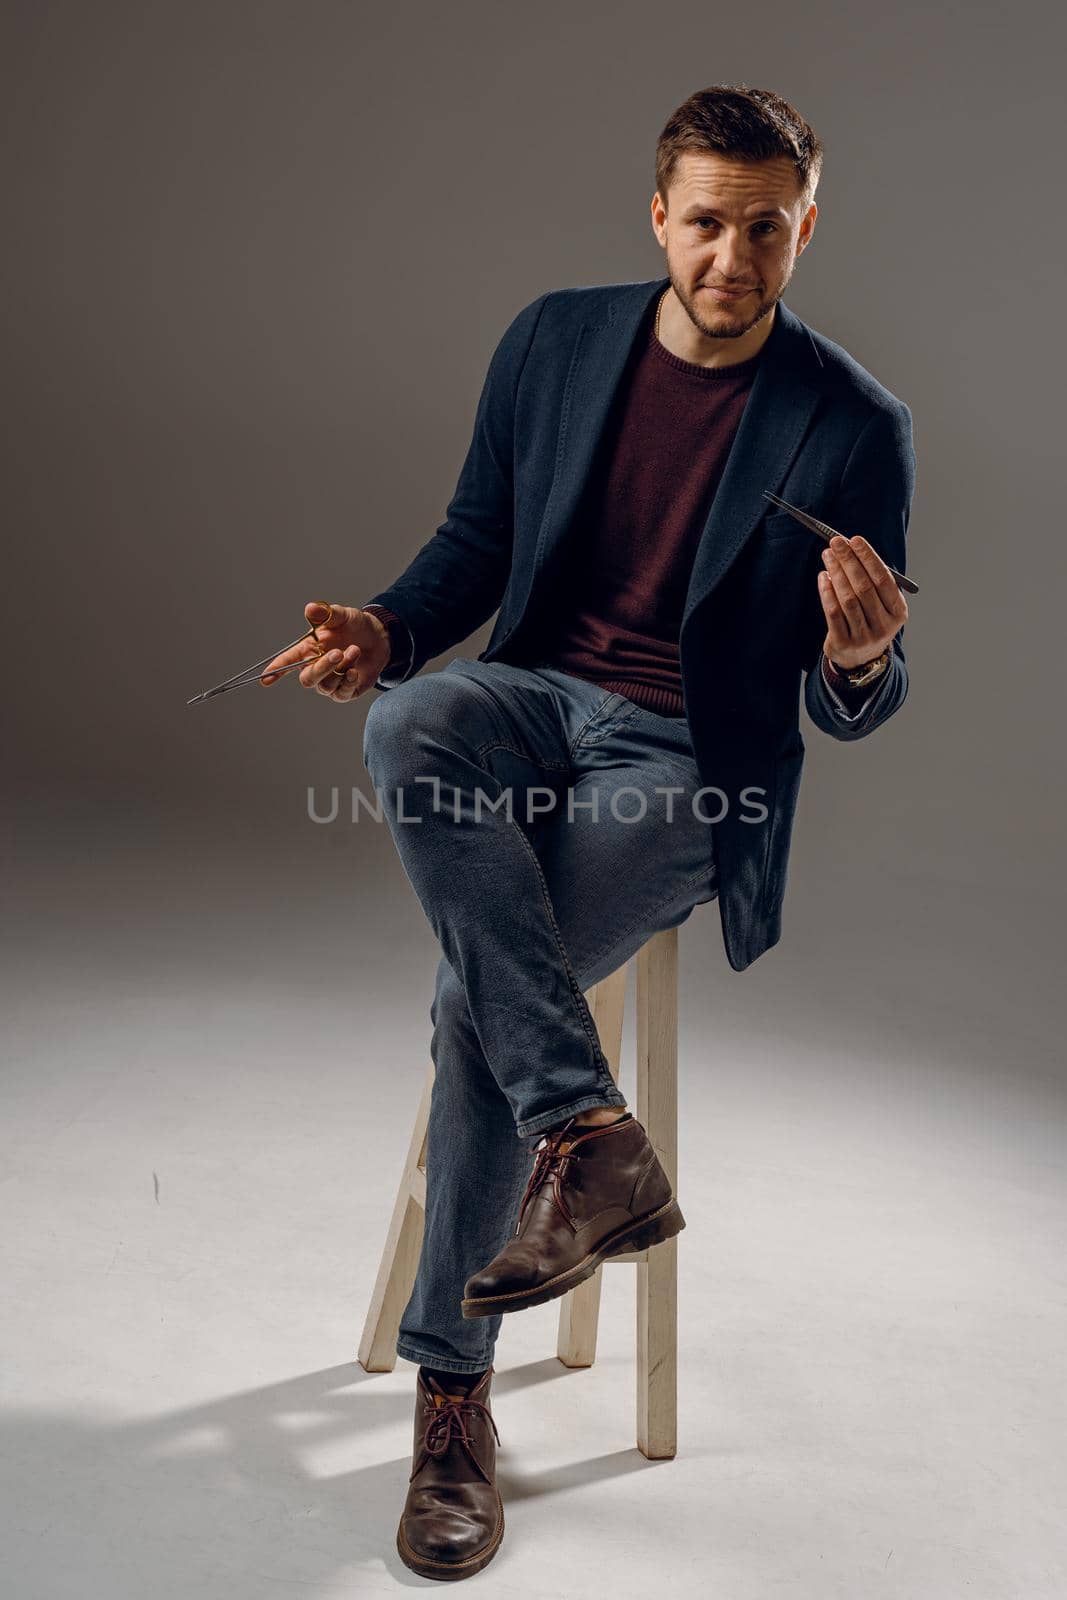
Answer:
[{"left": 3, "top": 829, "right": 1065, "bottom": 1598}]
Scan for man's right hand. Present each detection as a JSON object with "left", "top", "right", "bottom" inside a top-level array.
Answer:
[{"left": 259, "top": 601, "right": 391, "bottom": 702}]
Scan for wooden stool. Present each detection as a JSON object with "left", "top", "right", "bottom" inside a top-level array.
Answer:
[{"left": 358, "top": 924, "right": 681, "bottom": 1458}]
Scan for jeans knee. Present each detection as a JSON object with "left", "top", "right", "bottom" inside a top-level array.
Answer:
[
  {"left": 361, "top": 686, "right": 406, "bottom": 774},
  {"left": 362, "top": 674, "right": 462, "bottom": 783}
]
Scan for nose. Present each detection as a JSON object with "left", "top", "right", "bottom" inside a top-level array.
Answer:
[{"left": 712, "top": 229, "right": 750, "bottom": 281}]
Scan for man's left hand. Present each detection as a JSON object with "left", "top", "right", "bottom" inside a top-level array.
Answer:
[{"left": 817, "top": 533, "right": 909, "bottom": 671}]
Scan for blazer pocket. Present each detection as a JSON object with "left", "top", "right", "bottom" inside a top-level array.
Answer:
[{"left": 762, "top": 508, "right": 820, "bottom": 543}]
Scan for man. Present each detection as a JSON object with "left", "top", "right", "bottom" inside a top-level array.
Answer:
[{"left": 263, "top": 85, "right": 915, "bottom": 1580}]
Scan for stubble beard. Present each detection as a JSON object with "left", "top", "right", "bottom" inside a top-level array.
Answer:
[{"left": 668, "top": 267, "right": 791, "bottom": 343}]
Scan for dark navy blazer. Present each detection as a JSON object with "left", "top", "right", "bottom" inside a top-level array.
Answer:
[{"left": 364, "top": 275, "right": 916, "bottom": 971}]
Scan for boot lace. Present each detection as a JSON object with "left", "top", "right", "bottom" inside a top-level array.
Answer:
[
  {"left": 515, "top": 1117, "right": 581, "bottom": 1233},
  {"left": 412, "top": 1385, "right": 501, "bottom": 1486}
]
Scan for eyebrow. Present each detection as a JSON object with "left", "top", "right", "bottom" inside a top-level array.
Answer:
[{"left": 681, "top": 204, "right": 786, "bottom": 221}]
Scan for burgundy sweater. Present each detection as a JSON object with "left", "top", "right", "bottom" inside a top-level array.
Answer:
[
  {"left": 534, "top": 320, "right": 762, "bottom": 717},
  {"left": 368, "top": 315, "right": 869, "bottom": 714}
]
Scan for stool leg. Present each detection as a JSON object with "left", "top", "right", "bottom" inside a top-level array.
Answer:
[
  {"left": 636, "top": 927, "right": 679, "bottom": 1458},
  {"left": 556, "top": 959, "right": 628, "bottom": 1368},
  {"left": 357, "top": 1060, "right": 433, "bottom": 1372}
]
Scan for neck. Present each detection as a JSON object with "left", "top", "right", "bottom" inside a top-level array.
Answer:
[{"left": 657, "top": 288, "right": 776, "bottom": 368}]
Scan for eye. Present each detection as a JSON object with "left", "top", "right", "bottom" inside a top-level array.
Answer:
[{"left": 693, "top": 219, "right": 778, "bottom": 235}]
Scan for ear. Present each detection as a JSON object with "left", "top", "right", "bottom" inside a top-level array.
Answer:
[{"left": 796, "top": 200, "right": 818, "bottom": 255}]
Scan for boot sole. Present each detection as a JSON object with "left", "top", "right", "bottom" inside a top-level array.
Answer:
[
  {"left": 460, "top": 1197, "right": 685, "bottom": 1319},
  {"left": 397, "top": 1493, "right": 504, "bottom": 1580}
]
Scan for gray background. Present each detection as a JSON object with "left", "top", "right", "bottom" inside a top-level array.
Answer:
[{"left": 3, "top": 4, "right": 1064, "bottom": 1597}]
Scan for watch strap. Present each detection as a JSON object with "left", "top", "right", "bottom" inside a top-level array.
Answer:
[{"left": 823, "top": 647, "right": 891, "bottom": 690}]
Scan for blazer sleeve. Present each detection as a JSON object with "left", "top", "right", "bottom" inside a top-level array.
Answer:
[
  {"left": 360, "top": 291, "right": 551, "bottom": 686},
  {"left": 803, "top": 400, "right": 916, "bottom": 742}
]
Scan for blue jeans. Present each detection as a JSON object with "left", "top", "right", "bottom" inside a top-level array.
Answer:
[{"left": 361, "top": 657, "right": 718, "bottom": 1373}]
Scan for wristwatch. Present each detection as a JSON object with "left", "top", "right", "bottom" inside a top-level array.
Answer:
[{"left": 823, "top": 646, "right": 892, "bottom": 690}]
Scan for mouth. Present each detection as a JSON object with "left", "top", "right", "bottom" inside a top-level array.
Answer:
[{"left": 704, "top": 286, "right": 753, "bottom": 301}]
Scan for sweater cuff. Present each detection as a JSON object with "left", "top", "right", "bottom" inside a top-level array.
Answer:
[{"left": 361, "top": 604, "right": 415, "bottom": 685}]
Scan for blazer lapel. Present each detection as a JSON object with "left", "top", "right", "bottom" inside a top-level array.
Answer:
[
  {"left": 681, "top": 299, "right": 823, "bottom": 633},
  {"left": 524, "top": 278, "right": 665, "bottom": 602}
]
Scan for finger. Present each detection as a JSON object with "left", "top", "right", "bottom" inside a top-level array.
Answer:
[
  {"left": 315, "top": 645, "right": 365, "bottom": 697},
  {"left": 325, "top": 667, "right": 371, "bottom": 702},
  {"left": 259, "top": 642, "right": 323, "bottom": 685},
  {"left": 341, "top": 651, "right": 370, "bottom": 696},
  {"left": 305, "top": 599, "right": 346, "bottom": 627},
  {"left": 304, "top": 600, "right": 364, "bottom": 642},
  {"left": 820, "top": 547, "right": 866, "bottom": 644},
  {"left": 823, "top": 538, "right": 894, "bottom": 634},
  {"left": 261, "top": 603, "right": 363, "bottom": 686},
  {"left": 823, "top": 539, "right": 881, "bottom": 631},
  {"left": 334, "top": 661, "right": 372, "bottom": 702},
  {"left": 817, "top": 570, "right": 853, "bottom": 655},
  {"left": 302, "top": 647, "right": 349, "bottom": 688},
  {"left": 300, "top": 601, "right": 354, "bottom": 663},
  {"left": 821, "top": 541, "right": 896, "bottom": 649},
  {"left": 849, "top": 536, "right": 909, "bottom": 624},
  {"left": 323, "top": 641, "right": 377, "bottom": 701},
  {"left": 839, "top": 537, "right": 902, "bottom": 627}
]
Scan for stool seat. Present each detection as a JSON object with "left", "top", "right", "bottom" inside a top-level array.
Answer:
[{"left": 358, "top": 924, "right": 681, "bottom": 1458}]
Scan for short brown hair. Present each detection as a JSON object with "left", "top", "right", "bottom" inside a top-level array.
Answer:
[{"left": 655, "top": 85, "right": 824, "bottom": 210}]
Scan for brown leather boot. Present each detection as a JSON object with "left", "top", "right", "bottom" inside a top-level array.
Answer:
[
  {"left": 396, "top": 1365, "right": 504, "bottom": 1581},
  {"left": 461, "top": 1113, "right": 684, "bottom": 1319}
]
